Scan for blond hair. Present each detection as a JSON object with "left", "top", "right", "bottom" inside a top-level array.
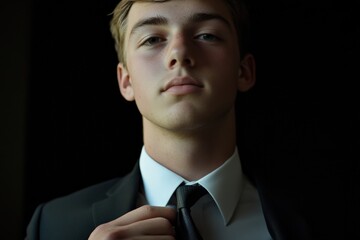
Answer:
[{"left": 110, "top": 0, "right": 249, "bottom": 65}]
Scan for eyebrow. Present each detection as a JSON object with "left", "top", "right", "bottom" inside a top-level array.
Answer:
[
  {"left": 189, "top": 13, "right": 232, "bottom": 30},
  {"left": 129, "top": 13, "right": 233, "bottom": 37},
  {"left": 130, "top": 15, "right": 168, "bottom": 36}
]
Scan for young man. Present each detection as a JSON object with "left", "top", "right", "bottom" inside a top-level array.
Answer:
[{"left": 26, "top": 0, "right": 309, "bottom": 239}]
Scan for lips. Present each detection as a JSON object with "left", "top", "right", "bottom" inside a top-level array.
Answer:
[{"left": 162, "top": 76, "right": 203, "bottom": 94}]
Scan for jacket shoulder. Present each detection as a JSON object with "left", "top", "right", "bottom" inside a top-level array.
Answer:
[{"left": 26, "top": 176, "right": 130, "bottom": 240}]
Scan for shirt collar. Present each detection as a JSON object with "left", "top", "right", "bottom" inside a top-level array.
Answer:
[
  {"left": 139, "top": 146, "right": 244, "bottom": 225},
  {"left": 139, "top": 147, "right": 184, "bottom": 207}
]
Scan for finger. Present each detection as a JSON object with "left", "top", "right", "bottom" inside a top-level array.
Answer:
[
  {"left": 122, "top": 236, "right": 175, "bottom": 240},
  {"left": 113, "top": 205, "right": 176, "bottom": 226},
  {"left": 125, "top": 217, "right": 176, "bottom": 236},
  {"left": 89, "top": 222, "right": 175, "bottom": 240},
  {"left": 94, "top": 218, "right": 175, "bottom": 240}
]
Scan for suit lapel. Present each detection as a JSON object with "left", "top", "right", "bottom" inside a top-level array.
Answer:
[
  {"left": 92, "top": 162, "right": 141, "bottom": 226},
  {"left": 254, "top": 175, "right": 312, "bottom": 240},
  {"left": 241, "top": 147, "right": 312, "bottom": 240}
]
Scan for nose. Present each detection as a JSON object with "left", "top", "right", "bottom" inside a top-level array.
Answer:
[{"left": 166, "top": 35, "right": 195, "bottom": 69}]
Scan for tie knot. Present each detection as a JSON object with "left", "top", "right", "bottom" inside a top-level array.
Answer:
[{"left": 176, "top": 184, "right": 207, "bottom": 210}]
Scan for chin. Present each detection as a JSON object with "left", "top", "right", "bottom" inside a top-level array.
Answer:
[{"left": 162, "top": 117, "right": 211, "bottom": 133}]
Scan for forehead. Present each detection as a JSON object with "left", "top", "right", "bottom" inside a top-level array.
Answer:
[{"left": 126, "top": 0, "right": 234, "bottom": 31}]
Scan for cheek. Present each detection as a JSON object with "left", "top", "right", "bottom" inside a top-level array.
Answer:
[
  {"left": 201, "top": 46, "right": 239, "bottom": 68},
  {"left": 203, "top": 49, "right": 239, "bottom": 95},
  {"left": 205, "top": 49, "right": 238, "bottom": 79},
  {"left": 129, "top": 52, "right": 163, "bottom": 78},
  {"left": 127, "top": 55, "right": 161, "bottom": 109}
]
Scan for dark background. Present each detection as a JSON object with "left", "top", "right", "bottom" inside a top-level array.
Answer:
[{"left": 0, "top": 0, "right": 358, "bottom": 239}]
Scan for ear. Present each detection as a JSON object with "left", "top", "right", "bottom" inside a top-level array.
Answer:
[
  {"left": 117, "top": 63, "right": 135, "bottom": 101},
  {"left": 237, "top": 54, "right": 256, "bottom": 92}
]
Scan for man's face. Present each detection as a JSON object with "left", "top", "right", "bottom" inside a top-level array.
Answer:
[{"left": 118, "top": 0, "right": 250, "bottom": 132}]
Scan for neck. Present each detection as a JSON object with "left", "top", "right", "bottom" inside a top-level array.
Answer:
[{"left": 143, "top": 109, "right": 237, "bottom": 181}]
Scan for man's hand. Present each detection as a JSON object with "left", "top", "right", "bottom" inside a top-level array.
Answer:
[{"left": 88, "top": 205, "right": 176, "bottom": 240}]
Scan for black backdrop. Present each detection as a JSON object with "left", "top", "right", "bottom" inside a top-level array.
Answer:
[
  {"left": 24, "top": 0, "right": 359, "bottom": 237},
  {"left": 24, "top": 0, "right": 143, "bottom": 228}
]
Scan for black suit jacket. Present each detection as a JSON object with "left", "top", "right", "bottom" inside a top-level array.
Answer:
[{"left": 25, "top": 159, "right": 354, "bottom": 240}]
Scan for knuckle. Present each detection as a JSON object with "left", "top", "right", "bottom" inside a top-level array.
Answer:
[{"left": 140, "top": 205, "right": 155, "bottom": 217}]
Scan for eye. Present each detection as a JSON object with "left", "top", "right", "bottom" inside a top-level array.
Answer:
[
  {"left": 141, "top": 36, "right": 165, "bottom": 46},
  {"left": 196, "top": 33, "right": 221, "bottom": 42}
]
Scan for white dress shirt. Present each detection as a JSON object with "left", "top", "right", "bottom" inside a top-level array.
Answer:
[{"left": 139, "top": 146, "right": 272, "bottom": 240}]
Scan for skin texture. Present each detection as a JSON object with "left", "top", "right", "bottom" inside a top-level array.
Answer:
[
  {"left": 88, "top": 206, "right": 176, "bottom": 239},
  {"left": 90, "top": 0, "right": 255, "bottom": 239}
]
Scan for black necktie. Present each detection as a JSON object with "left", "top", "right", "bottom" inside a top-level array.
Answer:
[{"left": 176, "top": 184, "right": 207, "bottom": 240}]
